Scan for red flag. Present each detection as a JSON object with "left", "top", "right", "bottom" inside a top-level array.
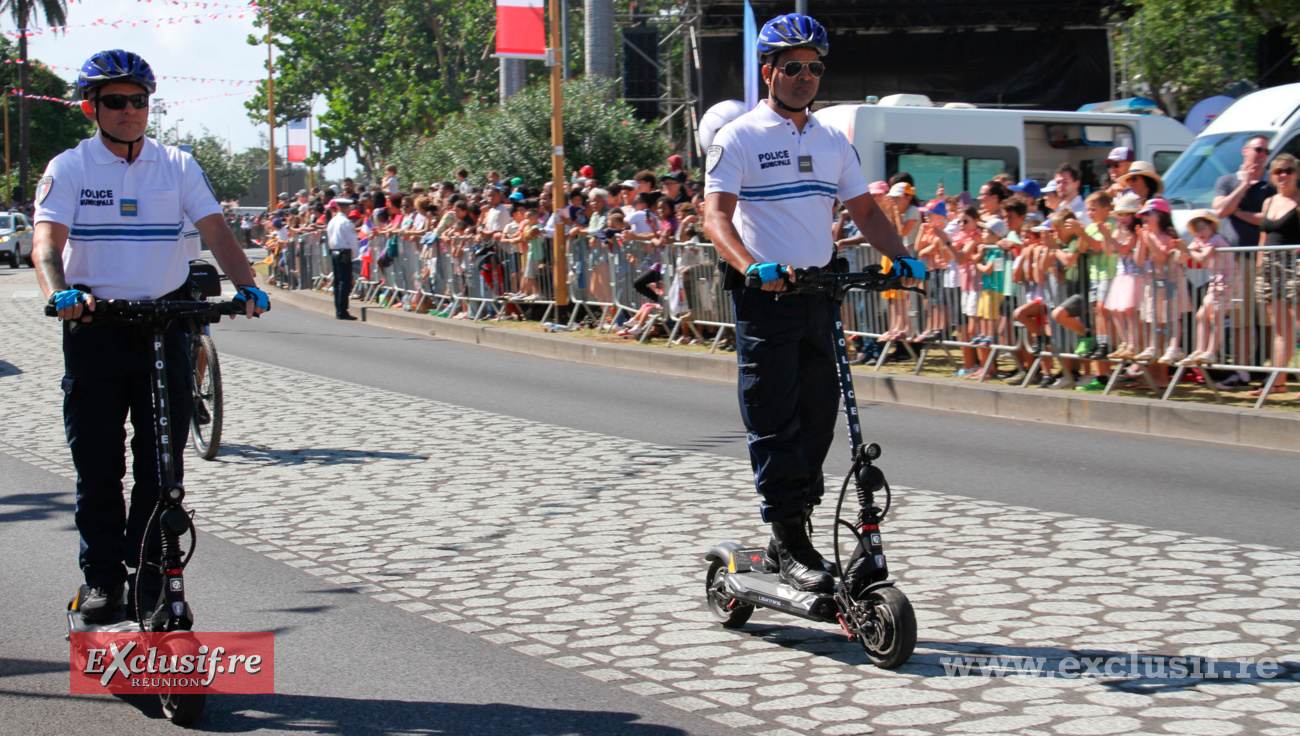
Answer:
[{"left": 495, "top": 0, "right": 545, "bottom": 60}]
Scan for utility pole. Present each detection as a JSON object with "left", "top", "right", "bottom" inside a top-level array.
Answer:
[
  {"left": 266, "top": 29, "right": 277, "bottom": 210},
  {"left": 307, "top": 112, "right": 315, "bottom": 190},
  {"left": 548, "top": 0, "right": 568, "bottom": 306}
]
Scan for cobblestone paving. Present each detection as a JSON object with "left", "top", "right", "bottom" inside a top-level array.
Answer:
[{"left": 4, "top": 284, "right": 1300, "bottom": 736}]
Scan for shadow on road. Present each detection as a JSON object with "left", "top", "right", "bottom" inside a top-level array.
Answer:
[
  {"left": 0, "top": 491, "right": 74, "bottom": 524},
  {"left": 0, "top": 359, "right": 22, "bottom": 378},
  {"left": 112, "top": 693, "right": 697, "bottom": 735},
  {"left": 217, "top": 445, "right": 427, "bottom": 466}
]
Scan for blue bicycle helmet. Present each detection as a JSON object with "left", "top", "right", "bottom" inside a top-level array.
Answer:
[
  {"left": 757, "top": 13, "right": 829, "bottom": 58},
  {"left": 77, "top": 50, "right": 156, "bottom": 98}
]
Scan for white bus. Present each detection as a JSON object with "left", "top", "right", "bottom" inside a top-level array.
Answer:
[{"left": 815, "top": 96, "right": 1193, "bottom": 201}]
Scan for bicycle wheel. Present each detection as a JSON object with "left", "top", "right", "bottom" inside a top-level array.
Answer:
[{"left": 190, "top": 333, "right": 223, "bottom": 460}]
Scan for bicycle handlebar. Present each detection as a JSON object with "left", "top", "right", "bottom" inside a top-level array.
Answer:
[{"left": 45, "top": 298, "right": 245, "bottom": 324}]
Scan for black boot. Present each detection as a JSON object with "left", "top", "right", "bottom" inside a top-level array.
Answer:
[
  {"left": 769, "top": 516, "right": 833, "bottom": 592},
  {"left": 764, "top": 507, "right": 837, "bottom": 575},
  {"left": 79, "top": 584, "right": 126, "bottom": 624}
]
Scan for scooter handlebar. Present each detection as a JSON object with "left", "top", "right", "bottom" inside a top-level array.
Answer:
[{"left": 45, "top": 298, "right": 244, "bottom": 323}]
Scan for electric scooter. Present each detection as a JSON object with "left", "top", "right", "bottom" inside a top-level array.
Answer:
[
  {"left": 52, "top": 295, "right": 245, "bottom": 725},
  {"left": 704, "top": 264, "right": 919, "bottom": 669}
]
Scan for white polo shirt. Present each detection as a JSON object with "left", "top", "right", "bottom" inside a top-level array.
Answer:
[
  {"left": 34, "top": 134, "right": 223, "bottom": 300},
  {"left": 705, "top": 102, "right": 869, "bottom": 268}
]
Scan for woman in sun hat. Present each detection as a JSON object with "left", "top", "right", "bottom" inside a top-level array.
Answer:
[{"left": 1116, "top": 161, "right": 1164, "bottom": 203}]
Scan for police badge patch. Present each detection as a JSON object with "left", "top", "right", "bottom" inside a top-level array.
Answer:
[
  {"left": 35, "top": 175, "right": 54, "bottom": 205},
  {"left": 705, "top": 145, "right": 724, "bottom": 174}
]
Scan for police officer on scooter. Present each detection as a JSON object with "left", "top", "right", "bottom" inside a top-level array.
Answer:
[
  {"left": 32, "top": 50, "right": 269, "bottom": 623},
  {"left": 704, "top": 15, "right": 925, "bottom": 593}
]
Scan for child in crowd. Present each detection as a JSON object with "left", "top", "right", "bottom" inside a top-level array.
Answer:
[
  {"left": 1072, "top": 191, "right": 1118, "bottom": 391},
  {"left": 1102, "top": 194, "right": 1144, "bottom": 361},
  {"left": 1013, "top": 223, "right": 1061, "bottom": 386},
  {"left": 972, "top": 231, "right": 1006, "bottom": 378},
  {"left": 1046, "top": 210, "right": 1087, "bottom": 387},
  {"left": 912, "top": 200, "right": 950, "bottom": 343},
  {"left": 1179, "top": 210, "right": 1236, "bottom": 365},
  {"left": 940, "top": 205, "right": 984, "bottom": 376},
  {"left": 1135, "top": 197, "right": 1189, "bottom": 371}
]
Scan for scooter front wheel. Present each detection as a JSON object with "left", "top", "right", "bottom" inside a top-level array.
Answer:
[
  {"left": 160, "top": 692, "right": 206, "bottom": 725},
  {"left": 855, "top": 586, "right": 916, "bottom": 669},
  {"left": 705, "top": 560, "right": 753, "bottom": 629}
]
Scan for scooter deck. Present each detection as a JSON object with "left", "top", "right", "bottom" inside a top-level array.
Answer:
[
  {"left": 66, "top": 611, "right": 142, "bottom": 640},
  {"left": 722, "top": 569, "right": 839, "bottom": 624}
]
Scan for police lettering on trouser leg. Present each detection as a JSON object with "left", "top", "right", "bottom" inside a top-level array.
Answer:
[
  {"left": 703, "top": 14, "right": 927, "bottom": 593},
  {"left": 32, "top": 49, "right": 268, "bottom": 624}
]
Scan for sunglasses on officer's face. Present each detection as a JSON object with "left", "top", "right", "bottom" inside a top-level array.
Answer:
[
  {"left": 96, "top": 93, "right": 150, "bottom": 110},
  {"left": 774, "top": 60, "right": 825, "bottom": 78}
]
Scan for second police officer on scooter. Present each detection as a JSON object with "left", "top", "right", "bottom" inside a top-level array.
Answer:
[
  {"left": 703, "top": 15, "right": 926, "bottom": 593},
  {"left": 32, "top": 50, "right": 269, "bottom": 623}
]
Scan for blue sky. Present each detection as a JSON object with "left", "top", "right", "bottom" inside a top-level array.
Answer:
[{"left": 3, "top": 0, "right": 347, "bottom": 180}]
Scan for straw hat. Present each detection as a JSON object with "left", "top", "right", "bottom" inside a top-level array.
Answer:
[
  {"left": 1187, "top": 208, "right": 1220, "bottom": 230},
  {"left": 1117, "top": 160, "right": 1164, "bottom": 195},
  {"left": 1112, "top": 192, "right": 1142, "bottom": 214}
]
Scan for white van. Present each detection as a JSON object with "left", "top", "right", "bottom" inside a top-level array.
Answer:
[
  {"left": 1161, "top": 82, "right": 1300, "bottom": 243},
  {"left": 815, "top": 97, "right": 1193, "bottom": 201}
]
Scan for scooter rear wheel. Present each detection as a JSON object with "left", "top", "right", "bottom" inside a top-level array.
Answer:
[
  {"left": 705, "top": 560, "right": 753, "bottom": 629},
  {"left": 160, "top": 692, "right": 206, "bottom": 725},
  {"left": 856, "top": 586, "right": 916, "bottom": 669}
]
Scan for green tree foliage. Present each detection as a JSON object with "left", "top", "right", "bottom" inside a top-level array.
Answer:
[
  {"left": 174, "top": 130, "right": 258, "bottom": 203},
  {"left": 0, "top": 36, "right": 92, "bottom": 198},
  {"left": 1114, "top": 0, "right": 1294, "bottom": 117},
  {"left": 389, "top": 77, "right": 670, "bottom": 188},
  {"left": 244, "top": 0, "right": 499, "bottom": 179}
]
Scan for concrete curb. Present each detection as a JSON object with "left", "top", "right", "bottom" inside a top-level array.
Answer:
[{"left": 265, "top": 281, "right": 1300, "bottom": 453}]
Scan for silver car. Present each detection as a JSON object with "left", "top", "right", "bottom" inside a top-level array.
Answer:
[{"left": 0, "top": 212, "right": 33, "bottom": 268}]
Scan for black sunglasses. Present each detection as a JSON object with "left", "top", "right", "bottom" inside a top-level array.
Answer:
[
  {"left": 775, "top": 60, "right": 825, "bottom": 78},
  {"left": 96, "top": 93, "right": 150, "bottom": 110},
  {"left": 1273, "top": 167, "right": 1295, "bottom": 175}
]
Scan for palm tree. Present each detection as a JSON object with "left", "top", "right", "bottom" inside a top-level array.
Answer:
[{"left": 0, "top": 0, "right": 67, "bottom": 202}]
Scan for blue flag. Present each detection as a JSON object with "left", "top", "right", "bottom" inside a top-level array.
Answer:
[{"left": 743, "top": 0, "right": 758, "bottom": 110}]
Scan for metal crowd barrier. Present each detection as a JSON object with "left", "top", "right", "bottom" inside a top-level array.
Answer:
[{"left": 282, "top": 229, "right": 1299, "bottom": 409}]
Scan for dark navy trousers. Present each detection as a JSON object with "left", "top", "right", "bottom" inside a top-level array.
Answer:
[
  {"left": 332, "top": 249, "right": 353, "bottom": 317},
  {"left": 732, "top": 287, "right": 840, "bottom": 523},
  {"left": 63, "top": 320, "right": 192, "bottom": 589}
]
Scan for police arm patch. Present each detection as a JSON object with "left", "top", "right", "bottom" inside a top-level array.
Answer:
[
  {"left": 35, "top": 175, "right": 54, "bottom": 205},
  {"left": 705, "top": 145, "right": 724, "bottom": 174}
]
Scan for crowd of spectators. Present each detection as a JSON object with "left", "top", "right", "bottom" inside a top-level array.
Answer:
[
  {"left": 842, "top": 141, "right": 1295, "bottom": 399},
  {"left": 247, "top": 137, "right": 1296, "bottom": 400}
]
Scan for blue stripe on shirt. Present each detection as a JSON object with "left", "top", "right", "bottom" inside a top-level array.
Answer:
[
  {"left": 739, "top": 183, "right": 838, "bottom": 201},
  {"left": 740, "top": 178, "right": 836, "bottom": 193}
]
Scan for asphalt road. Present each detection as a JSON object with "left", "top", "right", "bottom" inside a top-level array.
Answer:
[
  {"left": 0, "top": 450, "right": 739, "bottom": 736},
  {"left": 212, "top": 301, "right": 1299, "bottom": 550}
]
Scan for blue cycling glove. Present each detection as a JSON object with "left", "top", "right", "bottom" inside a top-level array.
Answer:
[
  {"left": 746, "top": 262, "right": 784, "bottom": 284},
  {"left": 889, "top": 256, "right": 927, "bottom": 281},
  {"left": 232, "top": 285, "right": 270, "bottom": 312},
  {"left": 51, "top": 289, "right": 85, "bottom": 311}
]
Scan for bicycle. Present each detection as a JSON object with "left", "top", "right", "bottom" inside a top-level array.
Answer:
[
  {"left": 55, "top": 295, "right": 249, "bottom": 725},
  {"left": 704, "top": 262, "right": 922, "bottom": 669},
  {"left": 184, "top": 260, "right": 224, "bottom": 460}
]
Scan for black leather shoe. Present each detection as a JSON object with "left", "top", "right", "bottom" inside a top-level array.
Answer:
[
  {"left": 769, "top": 516, "right": 833, "bottom": 592},
  {"left": 764, "top": 507, "right": 838, "bottom": 576},
  {"left": 79, "top": 584, "right": 126, "bottom": 624},
  {"left": 337, "top": 313, "right": 358, "bottom": 321}
]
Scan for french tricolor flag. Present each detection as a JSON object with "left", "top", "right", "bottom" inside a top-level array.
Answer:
[
  {"left": 495, "top": 0, "right": 546, "bottom": 60},
  {"left": 286, "top": 119, "right": 308, "bottom": 162}
]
